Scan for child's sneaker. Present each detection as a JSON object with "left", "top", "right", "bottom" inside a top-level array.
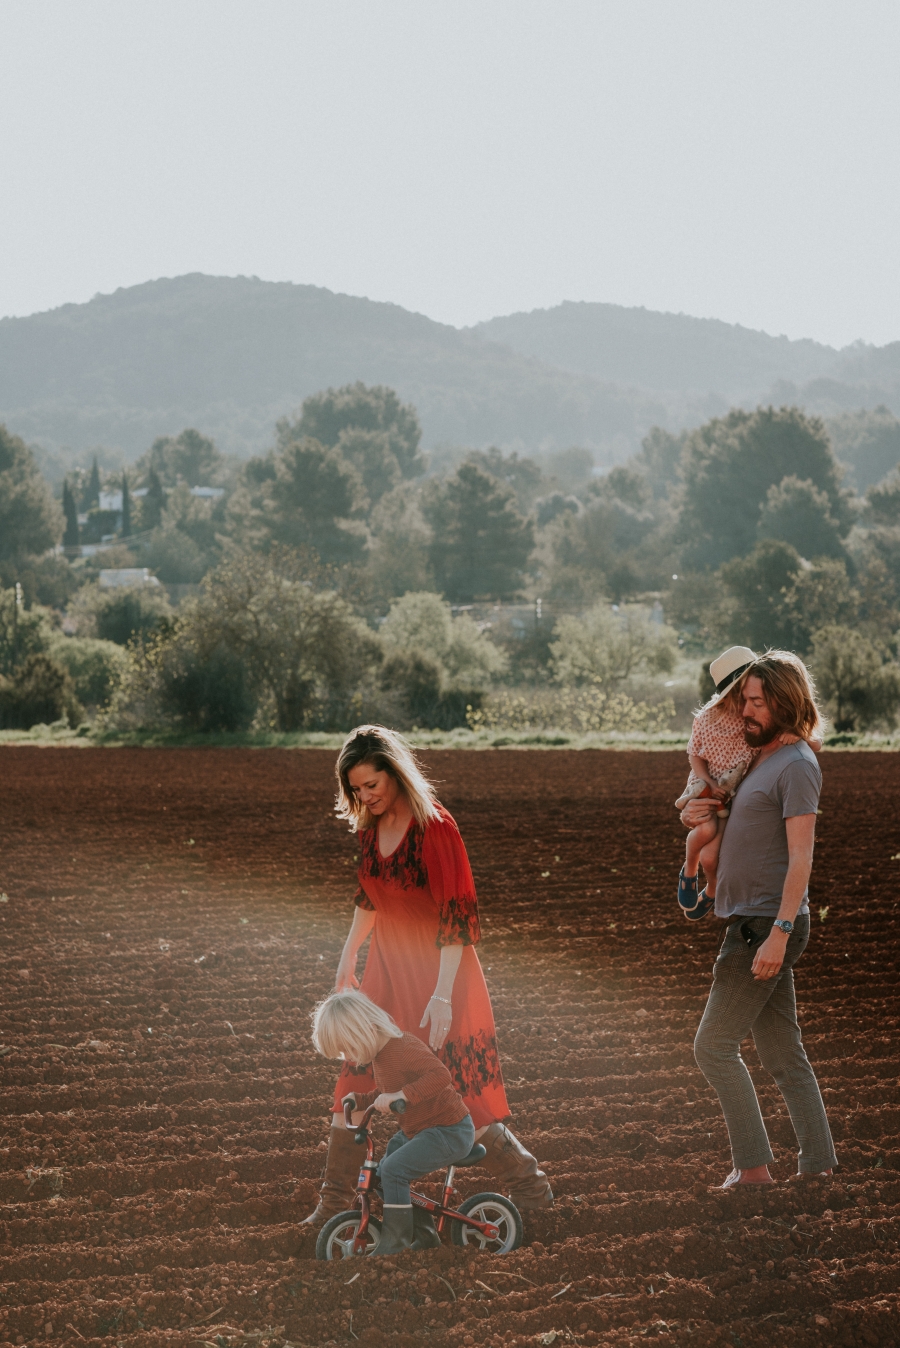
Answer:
[{"left": 677, "top": 866, "right": 700, "bottom": 911}]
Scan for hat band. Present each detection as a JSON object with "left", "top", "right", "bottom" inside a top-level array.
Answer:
[{"left": 715, "top": 661, "right": 752, "bottom": 696}]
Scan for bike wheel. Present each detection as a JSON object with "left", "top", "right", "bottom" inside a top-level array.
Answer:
[
  {"left": 316, "top": 1210, "right": 382, "bottom": 1260},
  {"left": 449, "top": 1193, "right": 523, "bottom": 1254}
]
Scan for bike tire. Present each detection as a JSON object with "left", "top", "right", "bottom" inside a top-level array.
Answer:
[
  {"left": 449, "top": 1192, "right": 523, "bottom": 1254},
  {"left": 316, "top": 1210, "right": 382, "bottom": 1260}
]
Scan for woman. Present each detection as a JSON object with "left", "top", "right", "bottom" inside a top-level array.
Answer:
[{"left": 302, "top": 725, "right": 553, "bottom": 1230}]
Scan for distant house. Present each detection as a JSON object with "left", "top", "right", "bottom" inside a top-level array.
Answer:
[
  {"left": 190, "top": 486, "right": 225, "bottom": 500},
  {"left": 99, "top": 490, "right": 124, "bottom": 512},
  {"left": 98, "top": 568, "right": 161, "bottom": 589}
]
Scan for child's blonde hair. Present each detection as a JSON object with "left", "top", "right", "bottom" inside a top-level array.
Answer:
[
  {"left": 311, "top": 989, "right": 403, "bottom": 1065},
  {"left": 699, "top": 672, "right": 749, "bottom": 720}
]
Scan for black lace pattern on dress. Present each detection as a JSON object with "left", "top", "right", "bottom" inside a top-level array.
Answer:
[
  {"left": 353, "top": 884, "right": 375, "bottom": 911},
  {"left": 440, "top": 1031, "right": 503, "bottom": 1098},
  {"left": 436, "top": 894, "right": 481, "bottom": 948},
  {"left": 357, "top": 822, "right": 428, "bottom": 890}
]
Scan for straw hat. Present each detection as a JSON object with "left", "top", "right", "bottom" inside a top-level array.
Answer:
[{"left": 709, "top": 645, "right": 756, "bottom": 698}]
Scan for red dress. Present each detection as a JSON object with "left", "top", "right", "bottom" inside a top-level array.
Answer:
[{"left": 332, "top": 804, "right": 510, "bottom": 1129}]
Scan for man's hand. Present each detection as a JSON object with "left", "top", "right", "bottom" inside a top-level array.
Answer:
[
  {"left": 373, "top": 1091, "right": 406, "bottom": 1114},
  {"left": 680, "top": 797, "right": 718, "bottom": 830},
  {"left": 751, "top": 929, "right": 789, "bottom": 981}
]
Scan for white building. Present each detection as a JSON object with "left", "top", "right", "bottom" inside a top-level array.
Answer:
[{"left": 98, "top": 568, "right": 161, "bottom": 589}]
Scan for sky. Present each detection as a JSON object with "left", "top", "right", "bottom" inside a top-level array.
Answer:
[{"left": 2, "top": 0, "right": 899, "bottom": 348}]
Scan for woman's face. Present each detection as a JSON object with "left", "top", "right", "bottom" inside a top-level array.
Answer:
[{"left": 347, "top": 762, "right": 403, "bottom": 817}]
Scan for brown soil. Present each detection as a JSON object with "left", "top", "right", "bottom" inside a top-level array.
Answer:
[{"left": 0, "top": 747, "right": 897, "bottom": 1348}]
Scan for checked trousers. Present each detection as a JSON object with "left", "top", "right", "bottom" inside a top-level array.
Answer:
[{"left": 693, "top": 913, "right": 838, "bottom": 1174}]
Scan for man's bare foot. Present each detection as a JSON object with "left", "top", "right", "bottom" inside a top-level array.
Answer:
[{"left": 715, "top": 1165, "right": 775, "bottom": 1190}]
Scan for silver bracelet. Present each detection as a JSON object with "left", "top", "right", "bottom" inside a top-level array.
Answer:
[{"left": 430, "top": 995, "right": 452, "bottom": 1005}]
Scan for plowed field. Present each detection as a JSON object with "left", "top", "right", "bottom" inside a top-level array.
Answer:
[{"left": 0, "top": 747, "right": 897, "bottom": 1348}]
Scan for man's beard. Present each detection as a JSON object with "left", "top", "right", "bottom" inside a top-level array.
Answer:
[{"left": 743, "top": 719, "right": 780, "bottom": 748}]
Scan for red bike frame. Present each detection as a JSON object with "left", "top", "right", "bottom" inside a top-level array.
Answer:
[{"left": 342, "top": 1101, "right": 500, "bottom": 1255}]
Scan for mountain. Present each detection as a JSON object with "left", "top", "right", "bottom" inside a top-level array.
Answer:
[
  {"left": 472, "top": 301, "right": 900, "bottom": 419},
  {"left": 0, "top": 275, "right": 667, "bottom": 464},
  {"left": 3, "top": 277, "right": 899, "bottom": 471}
]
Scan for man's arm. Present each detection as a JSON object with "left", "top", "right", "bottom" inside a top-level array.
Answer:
[{"left": 751, "top": 813, "right": 816, "bottom": 981}]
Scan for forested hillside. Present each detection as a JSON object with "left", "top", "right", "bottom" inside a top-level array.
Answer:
[
  {"left": 474, "top": 302, "right": 900, "bottom": 430},
  {"left": 0, "top": 275, "right": 665, "bottom": 462}
]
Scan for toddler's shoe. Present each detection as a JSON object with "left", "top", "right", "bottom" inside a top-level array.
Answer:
[
  {"left": 683, "top": 888, "right": 715, "bottom": 921},
  {"left": 677, "top": 867, "right": 699, "bottom": 911}
]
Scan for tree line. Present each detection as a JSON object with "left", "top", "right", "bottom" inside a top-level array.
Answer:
[{"left": 2, "top": 386, "right": 900, "bottom": 735}]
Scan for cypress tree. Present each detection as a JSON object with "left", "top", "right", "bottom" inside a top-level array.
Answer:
[
  {"left": 121, "top": 472, "right": 132, "bottom": 539},
  {"left": 143, "top": 468, "right": 166, "bottom": 530},
  {"left": 62, "top": 480, "right": 80, "bottom": 549},
  {"left": 85, "top": 456, "right": 101, "bottom": 510}
]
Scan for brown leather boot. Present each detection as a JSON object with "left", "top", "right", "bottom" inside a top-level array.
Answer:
[
  {"left": 479, "top": 1123, "right": 554, "bottom": 1210},
  {"left": 300, "top": 1126, "right": 363, "bottom": 1227}
]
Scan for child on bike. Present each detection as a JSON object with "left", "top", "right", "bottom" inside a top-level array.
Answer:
[
  {"left": 675, "top": 645, "right": 822, "bottom": 921},
  {"left": 311, "top": 989, "right": 475, "bottom": 1255}
]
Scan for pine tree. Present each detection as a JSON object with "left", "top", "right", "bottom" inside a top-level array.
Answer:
[
  {"left": 84, "top": 456, "right": 101, "bottom": 510},
  {"left": 62, "top": 480, "right": 80, "bottom": 549},
  {"left": 121, "top": 472, "right": 132, "bottom": 539}
]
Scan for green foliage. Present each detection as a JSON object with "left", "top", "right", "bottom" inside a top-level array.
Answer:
[
  {"left": 0, "top": 652, "right": 81, "bottom": 730},
  {"left": 550, "top": 603, "right": 677, "bottom": 686},
  {"left": 717, "top": 540, "right": 803, "bottom": 651},
  {"left": 465, "top": 449, "right": 546, "bottom": 514},
  {"left": 811, "top": 625, "right": 900, "bottom": 732},
  {"left": 84, "top": 457, "right": 101, "bottom": 510},
  {"left": 679, "top": 407, "right": 848, "bottom": 569},
  {"left": 366, "top": 487, "right": 434, "bottom": 602},
  {"left": 121, "top": 473, "right": 132, "bottom": 538},
  {"left": 142, "top": 469, "right": 166, "bottom": 530},
  {"left": 231, "top": 435, "right": 365, "bottom": 564},
  {"left": 0, "top": 588, "right": 57, "bottom": 675},
  {"left": 295, "top": 382, "right": 424, "bottom": 481},
  {"left": 0, "top": 424, "right": 63, "bottom": 561},
  {"left": 70, "top": 583, "right": 172, "bottom": 646},
  {"left": 826, "top": 406, "right": 900, "bottom": 491},
  {"left": 424, "top": 461, "right": 534, "bottom": 601},
  {"left": 155, "top": 629, "right": 257, "bottom": 732},
  {"left": 757, "top": 475, "right": 845, "bottom": 559},
  {"left": 195, "top": 548, "right": 379, "bottom": 731},
  {"left": 865, "top": 469, "right": 900, "bottom": 526},
  {"left": 138, "top": 428, "right": 223, "bottom": 487},
  {"left": 48, "top": 636, "right": 127, "bottom": 708},
  {"left": 62, "top": 480, "right": 79, "bottom": 549},
  {"left": 380, "top": 592, "right": 505, "bottom": 691},
  {"left": 0, "top": 554, "right": 79, "bottom": 610},
  {"left": 467, "top": 684, "right": 674, "bottom": 735},
  {"left": 634, "top": 427, "right": 686, "bottom": 500}
]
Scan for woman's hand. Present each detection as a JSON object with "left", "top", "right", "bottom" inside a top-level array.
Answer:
[
  {"left": 334, "top": 955, "right": 359, "bottom": 992},
  {"left": 420, "top": 996, "right": 453, "bottom": 1051},
  {"left": 373, "top": 1090, "right": 406, "bottom": 1114}
]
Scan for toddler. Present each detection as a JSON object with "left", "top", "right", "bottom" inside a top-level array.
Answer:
[
  {"left": 312, "top": 989, "right": 475, "bottom": 1255},
  {"left": 675, "top": 646, "right": 821, "bottom": 921}
]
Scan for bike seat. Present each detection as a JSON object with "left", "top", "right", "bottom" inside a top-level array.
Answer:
[{"left": 453, "top": 1144, "right": 486, "bottom": 1168}]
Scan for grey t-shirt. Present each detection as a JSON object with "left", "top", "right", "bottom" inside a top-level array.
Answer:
[{"left": 716, "top": 741, "right": 821, "bottom": 920}]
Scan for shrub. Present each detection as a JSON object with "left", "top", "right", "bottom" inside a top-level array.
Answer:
[
  {"left": 810, "top": 625, "right": 900, "bottom": 732},
  {"left": 48, "top": 637, "right": 128, "bottom": 708},
  {"left": 550, "top": 603, "right": 677, "bottom": 686},
  {"left": 0, "top": 653, "right": 81, "bottom": 729},
  {"left": 466, "top": 683, "right": 674, "bottom": 735},
  {"left": 70, "top": 583, "right": 172, "bottom": 646},
  {"left": 157, "top": 637, "right": 257, "bottom": 732}
]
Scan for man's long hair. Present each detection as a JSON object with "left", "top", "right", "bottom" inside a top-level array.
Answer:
[{"left": 750, "top": 651, "right": 824, "bottom": 739}]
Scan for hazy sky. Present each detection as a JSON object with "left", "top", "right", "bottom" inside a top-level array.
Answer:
[{"left": 3, "top": 0, "right": 899, "bottom": 347}]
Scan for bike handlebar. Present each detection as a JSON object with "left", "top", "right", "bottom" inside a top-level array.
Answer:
[{"left": 341, "top": 1096, "right": 407, "bottom": 1129}]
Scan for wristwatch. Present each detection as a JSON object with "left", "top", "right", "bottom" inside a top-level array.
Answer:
[{"left": 773, "top": 919, "right": 794, "bottom": 935}]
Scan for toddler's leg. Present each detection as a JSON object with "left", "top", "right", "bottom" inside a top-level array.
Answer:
[
  {"left": 378, "top": 1120, "right": 476, "bottom": 1206},
  {"left": 698, "top": 819, "right": 726, "bottom": 897},
  {"left": 684, "top": 816, "right": 719, "bottom": 878}
]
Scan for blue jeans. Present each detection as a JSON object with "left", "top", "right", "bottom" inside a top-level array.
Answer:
[
  {"left": 379, "top": 1116, "right": 476, "bottom": 1205},
  {"left": 694, "top": 913, "right": 837, "bottom": 1173}
]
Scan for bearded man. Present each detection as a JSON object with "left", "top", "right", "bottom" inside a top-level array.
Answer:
[{"left": 680, "top": 651, "right": 838, "bottom": 1189}]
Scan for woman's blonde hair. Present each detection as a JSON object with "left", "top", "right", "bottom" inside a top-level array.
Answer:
[
  {"left": 311, "top": 989, "right": 403, "bottom": 1064},
  {"left": 335, "top": 724, "right": 440, "bottom": 830},
  {"left": 748, "top": 650, "right": 825, "bottom": 739}
]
